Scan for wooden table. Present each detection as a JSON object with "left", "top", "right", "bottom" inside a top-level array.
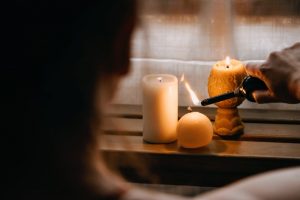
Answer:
[{"left": 101, "top": 104, "right": 300, "bottom": 187}]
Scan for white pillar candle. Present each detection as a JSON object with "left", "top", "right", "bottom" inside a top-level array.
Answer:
[{"left": 142, "top": 74, "right": 178, "bottom": 143}]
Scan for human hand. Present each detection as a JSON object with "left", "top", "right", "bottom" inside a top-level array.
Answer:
[{"left": 246, "top": 42, "right": 300, "bottom": 103}]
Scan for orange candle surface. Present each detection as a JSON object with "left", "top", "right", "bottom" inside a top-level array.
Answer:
[{"left": 208, "top": 57, "right": 247, "bottom": 108}]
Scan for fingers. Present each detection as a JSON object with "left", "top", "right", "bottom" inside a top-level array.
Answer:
[
  {"left": 288, "top": 42, "right": 300, "bottom": 50},
  {"left": 245, "top": 62, "right": 264, "bottom": 78},
  {"left": 252, "top": 90, "right": 280, "bottom": 103},
  {"left": 245, "top": 62, "right": 275, "bottom": 103}
]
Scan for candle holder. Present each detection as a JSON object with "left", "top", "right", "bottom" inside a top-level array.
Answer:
[{"left": 207, "top": 58, "right": 247, "bottom": 138}]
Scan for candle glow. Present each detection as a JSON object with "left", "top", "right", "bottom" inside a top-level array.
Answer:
[
  {"left": 178, "top": 74, "right": 213, "bottom": 148},
  {"left": 225, "top": 56, "right": 231, "bottom": 67},
  {"left": 180, "top": 74, "right": 185, "bottom": 82},
  {"left": 180, "top": 74, "right": 200, "bottom": 105},
  {"left": 184, "top": 82, "right": 200, "bottom": 105},
  {"left": 208, "top": 57, "right": 247, "bottom": 137},
  {"left": 157, "top": 77, "right": 163, "bottom": 82}
]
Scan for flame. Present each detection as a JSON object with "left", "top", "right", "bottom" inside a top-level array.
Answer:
[
  {"left": 157, "top": 77, "right": 163, "bottom": 82},
  {"left": 225, "top": 56, "right": 231, "bottom": 66},
  {"left": 184, "top": 81, "right": 200, "bottom": 105},
  {"left": 181, "top": 74, "right": 200, "bottom": 105},
  {"left": 180, "top": 74, "right": 185, "bottom": 82}
]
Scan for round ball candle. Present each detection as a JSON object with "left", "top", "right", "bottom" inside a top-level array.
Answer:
[
  {"left": 177, "top": 112, "right": 213, "bottom": 148},
  {"left": 142, "top": 74, "right": 178, "bottom": 143},
  {"left": 208, "top": 57, "right": 247, "bottom": 137}
]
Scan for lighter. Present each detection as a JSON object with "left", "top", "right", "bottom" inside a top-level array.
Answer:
[{"left": 201, "top": 76, "right": 268, "bottom": 106}]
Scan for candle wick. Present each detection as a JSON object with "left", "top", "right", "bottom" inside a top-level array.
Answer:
[
  {"left": 187, "top": 106, "right": 192, "bottom": 112},
  {"left": 226, "top": 65, "right": 229, "bottom": 68}
]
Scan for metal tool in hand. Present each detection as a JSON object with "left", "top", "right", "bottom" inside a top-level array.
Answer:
[{"left": 201, "top": 76, "right": 268, "bottom": 106}]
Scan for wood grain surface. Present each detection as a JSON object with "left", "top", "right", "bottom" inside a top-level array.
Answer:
[{"left": 101, "top": 105, "right": 300, "bottom": 186}]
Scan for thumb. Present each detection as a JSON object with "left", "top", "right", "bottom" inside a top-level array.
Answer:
[{"left": 252, "top": 90, "right": 280, "bottom": 103}]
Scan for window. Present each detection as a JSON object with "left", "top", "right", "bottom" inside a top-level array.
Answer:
[{"left": 113, "top": 0, "right": 300, "bottom": 110}]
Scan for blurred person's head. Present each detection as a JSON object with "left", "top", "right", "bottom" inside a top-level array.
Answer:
[{"left": 3, "top": 1, "right": 136, "bottom": 199}]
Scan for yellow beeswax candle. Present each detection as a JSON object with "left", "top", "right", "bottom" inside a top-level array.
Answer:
[
  {"left": 208, "top": 57, "right": 246, "bottom": 137},
  {"left": 208, "top": 57, "right": 247, "bottom": 108}
]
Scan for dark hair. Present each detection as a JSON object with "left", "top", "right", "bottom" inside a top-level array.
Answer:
[{"left": 3, "top": 1, "right": 135, "bottom": 199}]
